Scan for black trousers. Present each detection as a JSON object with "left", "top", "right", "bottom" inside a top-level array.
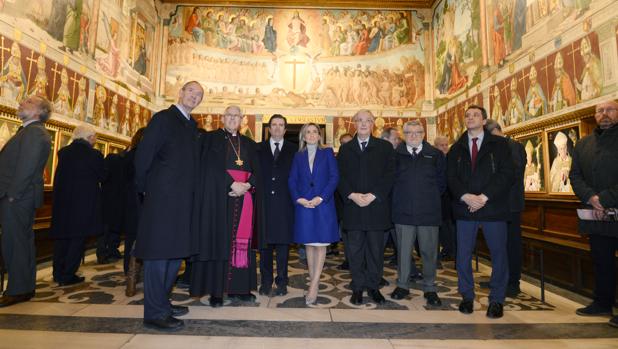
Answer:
[
  {"left": 97, "top": 226, "right": 121, "bottom": 259},
  {"left": 259, "top": 244, "right": 289, "bottom": 287},
  {"left": 347, "top": 230, "right": 385, "bottom": 291},
  {"left": 439, "top": 217, "right": 456, "bottom": 258},
  {"left": 507, "top": 211, "right": 522, "bottom": 288},
  {"left": 53, "top": 237, "right": 86, "bottom": 283},
  {"left": 123, "top": 233, "right": 136, "bottom": 274},
  {"left": 589, "top": 234, "right": 618, "bottom": 309}
]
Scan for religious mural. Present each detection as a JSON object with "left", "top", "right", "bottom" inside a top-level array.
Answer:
[
  {"left": 432, "top": 0, "right": 482, "bottom": 105},
  {"left": 0, "top": 116, "right": 20, "bottom": 151},
  {"left": 333, "top": 116, "right": 427, "bottom": 150},
  {"left": 517, "top": 133, "right": 544, "bottom": 192},
  {"left": 436, "top": 93, "right": 483, "bottom": 143},
  {"left": 547, "top": 125, "right": 579, "bottom": 194},
  {"left": 165, "top": 6, "right": 427, "bottom": 110},
  {"left": 193, "top": 113, "right": 256, "bottom": 139}
]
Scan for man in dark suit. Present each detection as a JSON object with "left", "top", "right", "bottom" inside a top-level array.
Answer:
[
  {"left": 484, "top": 119, "right": 526, "bottom": 297},
  {"left": 0, "top": 96, "right": 52, "bottom": 307},
  {"left": 98, "top": 148, "right": 128, "bottom": 264},
  {"left": 337, "top": 109, "right": 395, "bottom": 305},
  {"left": 447, "top": 105, "right": 514, "bottom": 319},
  {"left": 134, "top": 81, "right": 203, "bottom": 331},
  {"left": 257, "top": 114, "right": 295, "bottom": 296}
]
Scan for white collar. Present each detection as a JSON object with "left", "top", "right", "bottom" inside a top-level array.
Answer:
[
  {"left": 406, "top": 143, "right": 423, "bottom": 154},
  {"left": 174, "top": 104, "right": 191, "bottom": 120}
]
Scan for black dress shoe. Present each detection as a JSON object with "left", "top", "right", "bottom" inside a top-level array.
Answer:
[
  {"left": 479, "top": 281, "right": 490, "bottom": 289},
  {"left": 408, "top": 273, "right": 423, "bottom": 282},
  {"left": 350, "top": 290, "right": 363, "bottom": 305},
  {"left": 58, "top": 276, "right": 85, "bottom": 287},
  {"left": 424, "top": 292, "right": 442, "bottom": 306},
  {"left": 143, "top": 316, "right": 184, "bottom": 331},
  {"left": 390, "top": 287, "right": 409, "bottom": 300},
  {"left": 368, "top": 289, "right": 385, "bottom": 304},
  {"left": 258, "top": 285, "right": 272, "bottom": 296},
  {"left": 486, "top": 302, "right": 504, "bottom": 319},
  {"left": 228, "top": 293, "right": 256, "bottom": 302},
  {"left": 0, "top": 291, "right": 35, "bottom": 308},
  {"left": 171, "top": 305, "right": 189, "bottom": 317},
  {"left": 273, "top": 284, "right": 287, "bottom": 296},
  {"left": 576, "top": 303, "right": 612, "bottom": 317},
  {"left": 458, "top": 299, "right": 474, "bottom": 314},
  {"left": 609, "top": 316, "right": 618, "bottom": 328},
  {"left": 378, "top": 277, "right": 389, "bottom": 288},
  {"left": 209, "top": 296, "right": 224, "bottom": 308},
  {"left": 506, "top": 285, "right": 521, "bottom": 298}
]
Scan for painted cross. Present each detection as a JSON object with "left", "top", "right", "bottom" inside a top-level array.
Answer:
[
  {"left": 51, "top": 62, "right": 62, "bottom": 97},
  {"left": 284, "top": 58, "right": 305, "bottom": 90},
  {"left": 25, "top": 50, "right": 38, "bottom": 94},
  {"left": 70, "top": 72, "right": 81, "bottom": 108},
  {"left": 0, "top": 36, "right": 11, "bottom": 72}
]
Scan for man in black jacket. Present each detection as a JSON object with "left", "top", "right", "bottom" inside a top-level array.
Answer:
[
  {"left": 570, "top": 100, "right": 618, "bottom": 328},
  {"left": 337, "top": 109, "right": 395, "bottom": 305},
  {"left": 447, "top": 105, "right": 514, "bottom": 319},
  {"left": 134, "top": 81, "right": 203, "bottom": 331},
  {"left": 485, "top": 119, "right": 526, "bottom": 297},
  {"left": 0, "top": 96, "right": 52, "bottom": 308},
  {"left": 390, "top": 120, "right": 446, "bottom": 306}
]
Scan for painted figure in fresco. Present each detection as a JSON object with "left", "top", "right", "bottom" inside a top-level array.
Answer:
[
  {"left": 320, "top": 18, "right": 331, "bottom": 55},
  {"left": 491, "top": 86, "right": 505, "bottom": 124},
  {"left": 549, "top": 131, "right": 572, "bottom": 192},
  {"left": 511, "top": 0, "right": 526, "bottom": 51},
  {"left": 550, "top": 52, "right": 576, "bottom": 112},
  {"left": 330, "top": 25, "right": 344, "bottom": 56},
  {"left": 381, "top": 17, "right": 397, "bottom": 51},
  {"left": 133, "top": 103, "right": 141, "bottom": 130},
  {"left": 524, "top": 140, "right": 542, "bottom": 191},
  {"left": 240, "top": 114, "right": 253, "bottom": 139},
  {"left": 437, "top": 47, "right": 452, "bottom": 95},
  {"left": 79, "top": 4, "right": 90, "bottom": 55},
  {"left": 447, "top": 39, "right": 467, "bottom": 94},
  {"left": 334, "top": 118, "right": 348, "bottom": 149},
  {"left": 263, "top": 17, "right": 277, "bottom": 53},
  {"left": 54, "top": 69, "right": 71, "bottom": 115},
  {"left": 93, "top": 85, "right": 106, "bottom": 128},
  {"left": 373, "top": 117, "right": 385, "bottom": 138},
  {"left": 506, "top": 78, "right": 525, "bottom": 126},
  {"left": 367, "top": 20, "right": 382, "bottom": 53},
  {"left": 124, "top": 99, "right": 132, "bottom": 134},
  {"left": 121, "top": 109, "right": 130, "bottom": 136},
  {"left": 394, "top": 12, "right": 409, "bottom": 46},
  {"left": 451, "top": 113, "right": 463, "bottom": 141},
  {"left": 96, "top": 14, "right": 121, "bottom": 78},
  {"left": 0, "top": 122, "right": 13, "bottom": 151},
  {"left": 47, "top": 0, "right": 69, "bottom": 42},
  {"left": 396, "top": 118, "right": 404, "bottom": 137},
  {"left": 204, "top": 114, "right": 214, "bottom": 131},
  {"left": 185, "top": 7, "right": 205, "bottom": 44},
  {"left": 62, "top": 0, "right": 82, "bottom": 53},
  {"left": 524, "top": 66, "right": 548, "bottom": 120},
  {"left": 133, "top": 38, "right": 147, "bottom": 76},
  {"left": 109, "top": 94, "right": 118, "bottom": 132},
  {"left": 287, "top": 11, "right": 309, "bottom": 48},
  {"left": 30, "top": 56, "right": 48, "bottom": 98},
  {"left": 72, "top": 77, "right": 87, "bottom": 120},
  {"left": 0, "top": 42, "right": 26, "bottom": 101},
  {"left": 492, "top": 1, "right": 506, "bottom": 66},
  {"left": 576, "top": 37, "right": 603, "bottom": 102},
  {"left": 355, "top": 24, "right": 370, "bottom": 56}
]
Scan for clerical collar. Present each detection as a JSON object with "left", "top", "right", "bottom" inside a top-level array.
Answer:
[
  {"left": 224, "top": 128, "right": 238, "bottom": 137},
  {"left": 174, "top": 104, "right": 191, "bottom": 120}
]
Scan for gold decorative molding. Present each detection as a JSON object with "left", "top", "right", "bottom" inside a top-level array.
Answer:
[{"left": 160, "top": 0, "right": 437, "bottom": 9}]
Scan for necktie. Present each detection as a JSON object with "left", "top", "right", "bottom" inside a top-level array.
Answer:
[
  {"left": 412, "top": 147, "right": 418, "bottom": 158},
  {"left": 273, "top": 142, "right": 280, "bottom": 161},
  {"left": 361, "top": 141, "right": 367, "bottom": 152},
  {"left": 471, "top": 137, "right": 479, "bottom": 172}
]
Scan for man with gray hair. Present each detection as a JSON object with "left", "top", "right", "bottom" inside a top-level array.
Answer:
[
  {"left": 0, "top": 96, "right": 52, "bottom": 307},
  {"left": 390, "top": 120, "right": 446, "bottom": 306}
]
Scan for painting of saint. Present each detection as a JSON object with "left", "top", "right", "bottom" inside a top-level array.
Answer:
[
  {"left": 62, "top": 0, "right": 82, "bottom": 53},
  {"left": 549, "top": 52, "right": 576, "bottom": 113},
  {"left": 109, "top": 94, "right": 119, "bottom": 132},
  {"left": 334, "top": 117, "right": 349, "bottom": 149},
  {"left": 30, "top": 55, "right": 48, "bottom": 98},
  {"left": 0, "top": 42, "right": 26, "bottom": 101},
  {"left": 287, "top": 11, "right": 310, "bottom": 48},
  {"left": 492, "top": 1, "right": 506, "bottom": 67},
  {"left": 548, "top": 127, "right": 578, "bottom": 193},
  {"left": 491, "top": 86, "right": 504, "bottom": 124},
  {"left": 72, "top": 77, "right": 87, "bottom": 120},
  {"left": 96, "top": 13, "right": 121, "bottom": 78},
  {"left": 185, "top": 7, "right": 205, "bottom": 44},
  {"left": 524, "top": 66, "right": 548, "bottom": 121},
  {"left": 511, "top": 0, "right": 526, "bottom": 51},
  {"left": 240, "top": 115, "right": 254, "bottom": 139},
  {"left": 575, "top": 36, "right": 603, "bottom": 102},
  {"left": 506, "top": 78, "right": 525, "bottom": 126},
  {"left": 263, "top": 18, "right": 277, "bottom": 53},
  {"left": 518, "top": 135, "right": 544, "bottom": 192},
  {"left": 93, "top": 85, "right": 107, "bottom": 128},
  {"left": 0, "top": 118, "right": 20, "bottom": 151},
  {"left": 54, "top": 68, "right": 71, "bottom": 115}
]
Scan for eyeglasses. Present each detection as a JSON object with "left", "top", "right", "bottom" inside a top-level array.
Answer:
[
  {"left": 403, "top": 131, "right": 424, "bottom": 136},
  {"left": 595, "top": 108, "right": 618, "bottom": 115}
]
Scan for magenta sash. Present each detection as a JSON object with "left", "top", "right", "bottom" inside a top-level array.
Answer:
[{"left": 227, "top": 169, "right": 253, "bottom": 268}]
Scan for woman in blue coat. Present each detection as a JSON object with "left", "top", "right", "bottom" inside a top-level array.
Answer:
[{"left": 288, "top": 123, "right": 339, "bottom": 305}]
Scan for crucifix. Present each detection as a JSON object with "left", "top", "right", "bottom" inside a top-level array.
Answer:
[
  {"left": 70, "top": 72, "right": 81, "bottom": 108},
  {"left": 51, "top": 62, "right": 62, "bottom": 97},
  {"left": 284, "top": 58, "right": 304, "bottom": 90},
  {"left": 25, "top": 50, "right": 37, "bottom": 94},
  {"left": 0, "top": 36, "right": 11, "bottom": 73}
]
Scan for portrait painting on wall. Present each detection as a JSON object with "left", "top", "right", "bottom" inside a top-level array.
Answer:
[
  {"left": 517, "top": 133, "right": 544, "bottom": 192},
  {"left": 95, "top": 3, "right": 125, "bottom": 79},
  {"left": 108, "top": 143, "right": 126, "bottom": 154},
  {"left": 130, "top": 12, "right": 153, "bottom": 79},
  {"left": 44, "top": 128, "right": 57, "bottom": 186},
  {"left": 547, "top": 124, "right": 579, "bottom": 194},
  {"left": 94, "top": 140, "right": 107, "bottom": 155},
  {"left": 0, "top": 116, "right": 20, "bottom": 151},
  {"left": 522, "top": 61, "right": 549, "bottom": 122}
]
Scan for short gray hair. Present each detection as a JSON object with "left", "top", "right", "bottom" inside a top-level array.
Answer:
[
  {"left": 485, "top": 119, "right": 502, "bottom": 133},
  {"left": 31, "top": 96, "right": 52, "bottom": 122},
  {"left": 380, "top": 127, "right": 397, "bottom": 139},
  {"left": 403, "top": 120, "right": 424, "bottom": 131},
  {"left": 72, "top": 124, "right": 96, "bottom": 141},
  {"left": 353, "top": 109, "right": 374, "bottom": 121}
]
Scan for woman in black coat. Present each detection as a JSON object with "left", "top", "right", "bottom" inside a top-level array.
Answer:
[{"left": 50, "top": 125, "right": 104, "bottom": 286}]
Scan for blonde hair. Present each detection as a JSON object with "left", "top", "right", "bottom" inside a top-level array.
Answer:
[{"left": 298, "top": 123, "right": 324, "bottom": 152}]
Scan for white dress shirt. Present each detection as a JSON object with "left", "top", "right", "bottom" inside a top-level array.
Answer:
[{"left": 270, "top": 138, "right": 284, "bottom": 155}]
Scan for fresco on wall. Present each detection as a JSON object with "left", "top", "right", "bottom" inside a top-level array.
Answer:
[
  {"left": 0, "top": 116, "right": 20, "bottom": 151},
  {"left": 130, "top": 13, "right": 154, "bottom": 78},
  {"left": 436, "top": 93, "right": 483, "bottom": 143},
  {"left": 548, "top": 125, "right": 579, "bottom": 194},
  {"left": 517, "top": 133, "right": 544, "bottom": 192},
  {"left": 432, "top": 0, "right": 482, "bottom": 104},
  {"left": 332, "top": 116, "right": 427, "bottom": 149},
  {"left": 193, "top": 113, "right": 256, "bottom": 139},
  {"left": 165, "top": 6, "right": 427, "bottom": 110}
]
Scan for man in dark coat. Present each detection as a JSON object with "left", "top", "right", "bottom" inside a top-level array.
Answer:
[
  {"left": 98, "top": 150, "right": 127, "bottom": 264},
  {"left": 390, "top": 120, "right": 446, "bottom": 306},
  {"left": 0, "top": 96, "right": 52, "bottom": 308},
  {"left": 447, "top": 105, "right": 514, "bottom": 319},
  {"left": 434, "top": 135, "right": 456, "bottom": 260},
  {"left": 134, "top": 81, "right": 203, "bottom": 331},
  {"left": 485, "top": 119, "right": 526, "bottom": 297},
  {"left": 570, "top": 99, "right": 618, "bottom": 328},
  {"left": 337, "top": 109, "right": 395, "bottom": 306},
  {"left": 257, "top": 114, "right": 295, "bottom": 296},
  {"left": 50, "top": 124, "right": 104, "bottom": 286},
  {"left": 190, "top": 105, "right": 264, "bottom": 307}
]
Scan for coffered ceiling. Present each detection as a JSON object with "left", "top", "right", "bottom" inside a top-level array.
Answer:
[{"left": 160, "top": 0, "right": 438, "bottom": 9}]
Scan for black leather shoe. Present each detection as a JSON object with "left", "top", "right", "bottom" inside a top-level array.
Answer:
[
  {"left": 390, "top": 287, "right": 409, "bottom": 300},
  {"left": 350, "top": 290, "right": 363, "bottom": 305},
  {"left": 143, "top": 316, "right": 184, "bottom": 331},
  {"left": 486, "top": 302, "right": 504, "bottom": 319},
  {"left": 368, "top": 289, "right": 385, "bottom": 304},
  {"left": 379, "top": 277, "right": 389, "bottom": 288},
  {"left": 576, "top": 303, "right": 612, "bottom": 317},
  {"left": 337, "top": 261, "right": 349, "bottom": 270},
  {"left": 58, "top": 276, "right": 85, "bottom": 287},
  {"left": 0, "top": 291, "right": 35, "bottom": 308},
  {"left": 424, "top": 292, "right": 442, "bottom": 306},
  {"left": 258, "top": 285, "right": 272, "bottom": 296},
  {"left": 458, "top": 299, "right": 474, "bottom": 314},
  {"left": 274, "top": 284, "right": 288, "bottom": 296},
  {"left": 408, "top": 273, "right": 423, "bottom": 282},
  {"left": 479, "top": 281, "right": 490, "bottom": 289},
  {"left": 209, "top": 296, "right": 223, "bottom": 308},
  {"left": 171, "top": 305, "right": 189, "bottom": 317},
  {"left": 228, "top": 293, "right": 256, "bottom": 302}
]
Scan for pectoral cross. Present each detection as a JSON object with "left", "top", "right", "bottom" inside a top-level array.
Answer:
[
  {"left": 25, "top": 50, "right": 37, "bottom": 94},
  {"left": 70, "top": 72, "right": 81, "bottom": 108},
  {"left": 51, "top": 62, "right": 62, "bottom": 97},
  {"left": 284, "top": 59, "right": 304, "bottom": 90},
  {"left": 0, "top": 36, "right": 11, "bottom": 72}
]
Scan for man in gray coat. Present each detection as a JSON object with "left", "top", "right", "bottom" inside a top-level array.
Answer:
[{"left": 0, "top": 96, "right": 52, "bottom": 307}]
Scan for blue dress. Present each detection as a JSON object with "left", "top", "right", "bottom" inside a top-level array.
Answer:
[{"left": 288, "top": 147, "right": 339, "bottom": 244}]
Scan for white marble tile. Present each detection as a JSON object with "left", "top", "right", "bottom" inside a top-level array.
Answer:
[
  {"left": 71, "top": 304, "right": 143, "bottom": 318},
  {"left": 0, "top": 329, "right": 133, "bottom": 349},
  {"left": 390, "top": 339, "right": 618, "bottom": 349},
  {"left": 0, "top": 301, "right": 89, "bottom": 316}
]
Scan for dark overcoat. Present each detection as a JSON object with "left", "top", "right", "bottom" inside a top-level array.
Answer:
[
  {"left": 336, "top": 136, "right": 395, "bottom": 231},
  {"left": 569, "top": 124, "right": 618, "bottom": 237},
  {"left": 50, "top": 139, "right": 104, "bottom": 238},
  {"left": 123, "top": 148, "right": 140, "bottom": 240},
  {"left": 257, "top": 139, "right": 296, "bottom": 244},
  {"left": 506, "top": 137, "right": 526, "bottom": 213},
  {"left": 133, "top": 105, "right": 200, "bottom": 260},
  {"left": 447, "top": 130, "right": 515, "bottom": 221},
  {"left": 392, "top": 141, "right": 446, "bottom": 226},
  {"left": 102, "top": 152, "right": 127, "bottom": 231}
]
